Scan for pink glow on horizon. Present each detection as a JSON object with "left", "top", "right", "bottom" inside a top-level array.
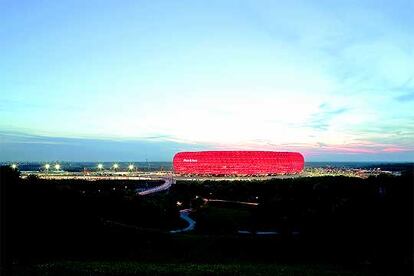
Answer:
[
  {"left": 382, "top": 147, "right": 409, "bottom": 153},
  {"left": 209, "top": 141, "right": 413, "bottom": 157}
]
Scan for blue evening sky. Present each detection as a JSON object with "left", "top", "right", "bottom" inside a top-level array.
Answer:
[{"left": 1, "top": 0, "right": 413, "bottom": 161}]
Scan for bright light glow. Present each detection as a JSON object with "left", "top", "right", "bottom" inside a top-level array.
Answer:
[
  {"left": 174, "top": 151, "right": 304, "bottom": 175},
  {"left": 113, "top": 163, "right": 119, "bottom": 169},
  {"left": 54, "top": 164, "right": 61, "bottom": 170},
  {"left": 128, "top": 164, "right": 134, "bottom": 170},
  {"left": 97, "top": 163, "right": 103, "bottom": 169},
  {"left": 45, "top": 164, "right": 50, "bottom": 170},
  {"left": 11, "top": 163, "right": 17, "bottom": 169},
  {"left": 176, "top": 201, "right": 182, "bottom": 206}
]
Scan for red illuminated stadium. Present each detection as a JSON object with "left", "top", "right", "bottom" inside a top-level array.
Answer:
[{"left": 173, "top": 151, "right": 304, "bottom": 176}]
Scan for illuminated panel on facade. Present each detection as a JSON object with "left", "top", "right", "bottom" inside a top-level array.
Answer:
[{"left": 173, "top": 151, "right": 304, "bottom": 176}]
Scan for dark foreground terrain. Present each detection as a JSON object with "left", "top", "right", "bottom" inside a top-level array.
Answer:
[{"left": 1, "top": 165, "right": 413, "bottom": 275}]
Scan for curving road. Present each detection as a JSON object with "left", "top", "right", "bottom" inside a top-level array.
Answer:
[
  {"left": 138, "top": 177, "right": 174, "bottom": 196},
  {"left": 135, "top": 176, "right": 195, "bottom": 234},
  {"left": 170, "top": 209, "right": 196, "bottom": 233},
  {"left": 206, "top": 199, "right": 259, "bottom": 206}
]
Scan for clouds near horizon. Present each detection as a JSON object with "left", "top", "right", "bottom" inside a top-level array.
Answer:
[{"left": 1, "top": 0, "right": 413, "bottom": 161}]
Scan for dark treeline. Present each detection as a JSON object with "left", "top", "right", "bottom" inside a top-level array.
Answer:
[
  {"left": 175, "top": 174, "right": 413, "bottom": 268},
  {"left": 0, "top": 167, "right": 180, "bottom": 268},
  {"left": 1, "top": 166, "right": 413, "bottom": 275}
]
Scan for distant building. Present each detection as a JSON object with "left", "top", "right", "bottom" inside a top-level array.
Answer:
[{"left": 173, "top": 151, "right": 304, "bottom": 176}]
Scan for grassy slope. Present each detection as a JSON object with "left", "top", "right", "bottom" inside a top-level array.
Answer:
[{"left": 14, "top": 261, "right": 381, "bottom": 276}]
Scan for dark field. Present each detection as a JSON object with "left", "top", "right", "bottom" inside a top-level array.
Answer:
[
  {"left": 13, "top": 261, "right": 385, "bottom": 276},
  {"left": 1, "top": 166, "right": 413, "bottom": 275}
]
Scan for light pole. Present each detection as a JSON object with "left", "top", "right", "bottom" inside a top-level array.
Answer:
[
  {"left": 127, "top": 164, "right": 134, "bottom": 179},
  {"left": 45, "top": 163, "right": 50, "bottom": 175}
]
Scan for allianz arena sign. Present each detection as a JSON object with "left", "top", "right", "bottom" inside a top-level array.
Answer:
[
  {"left": 183, "top": 159, "right": 198, "bottom": 163},
  {"left": 173, "top": 151, "right": 304, "bottom": 176}
]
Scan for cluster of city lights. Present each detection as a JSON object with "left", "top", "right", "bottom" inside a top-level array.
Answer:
[
  {"left": 10, "top": 163, "right": 62, "bottom": 171},
  {"left": 40, "top": 163, "right": 136, "bottom": 171},
  {"left": 97, "top": 163, "right": 136, "bottom": 171},
  {"left": 43, "top": 163, "right": 61, "bottom": 171},
  {"left": 9, "top": 163, "right": 137, "bottom": 172}
]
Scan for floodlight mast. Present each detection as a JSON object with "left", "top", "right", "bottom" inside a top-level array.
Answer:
[
  {"left": 45, "top": 163, "right": 50, "bottom": 175},
  {"left": 146, "top": 159, "right": 150, "bottom": 171}
]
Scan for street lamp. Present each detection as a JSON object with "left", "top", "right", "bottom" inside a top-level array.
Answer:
[
  {"left": 45, "top": 163, "right": 50, "bottom": 174},
  {"left": 54, "top": 164, "right": 61, "bottom": 171},
  {"left": 113, "top": 163, "right": 119, "bottom": 171},
  {"left": 11, "top": 163, "right": 17, "bottom": 169},
  {"left": 97, "top": 163, "right": 103, "bottom": 171},
  {"left": 128, "top": 164, "right": 134, "bottom": 171}
]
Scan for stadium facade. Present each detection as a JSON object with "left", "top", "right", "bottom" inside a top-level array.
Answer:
[{"left": 173, "top": 151, "right": 304, "bottom": 176}]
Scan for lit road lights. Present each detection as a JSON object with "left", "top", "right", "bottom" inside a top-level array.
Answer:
[
  {"left": 44, "top": 163, "right": 50, "bottom": 174},
  {"left": 11, "top": 163, "right": 17, "bottom": 169},
  {"left": 128, "top": 164, "right": 134, "bottom": 171},
  {"left": 97, "top": 163, "right": 103, "bottom": 170},
  {"left": 113, "top": 163, "right": 119, "bottom": 170},
  {"left": 54, "top": 164, "right": 61, "bottom": 171}
]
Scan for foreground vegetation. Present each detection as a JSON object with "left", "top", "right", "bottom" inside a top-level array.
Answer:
[
  {"left": 1, "top": 166, "right": 413, "bottom": 275},
  {"left": 9, "top": 261, "right": 383, "bottom": 276}
]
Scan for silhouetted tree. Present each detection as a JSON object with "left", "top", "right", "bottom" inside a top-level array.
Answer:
[{"left": 0, "top": 166, "right": 20, "bottom": 274}]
